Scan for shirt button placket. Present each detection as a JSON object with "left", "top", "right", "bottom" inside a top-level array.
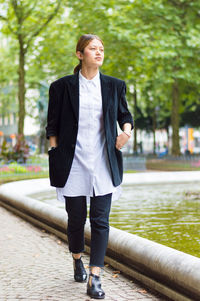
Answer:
[{"left": 89, "top": 82, "right": 95, "bottom": 195}]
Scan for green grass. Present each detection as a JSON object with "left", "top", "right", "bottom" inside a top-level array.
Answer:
[{"left": 0, "top": 173, "right": 48, "bottom": 185}]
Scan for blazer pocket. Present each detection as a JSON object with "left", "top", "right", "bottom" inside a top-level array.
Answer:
[
  {"left": 48, "top": 147, "right": 62, "bottom": 171},
  {"left": 115, "top": 146, "right": 123, "bottom": 175}
]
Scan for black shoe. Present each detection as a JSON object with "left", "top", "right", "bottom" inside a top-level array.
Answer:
[
  {"left": 87, "top": 273, "right": 105, "bottom": 299},
  {"left": 73, "top": 257, "right": 87, "bottom": 282}
]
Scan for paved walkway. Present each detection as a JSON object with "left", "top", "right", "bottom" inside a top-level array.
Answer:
[{"left": 0, "top": 206, "right": 168, "bottom": 301}]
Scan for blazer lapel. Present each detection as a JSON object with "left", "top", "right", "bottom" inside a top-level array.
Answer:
[
  {"left": 100, "top": 73, "right": 112, "bottom": 118},
  {"left": 67, "top": 73, "right": 79, "bottom": 121}
]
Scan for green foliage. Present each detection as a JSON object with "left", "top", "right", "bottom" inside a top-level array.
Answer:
[
  {"left": 0, "top": 134, "right": 30, "bottom": 163},
  {"left": 0, "top": 140, "right": 11, "bottom": 162},
  {"left": 1, "top": 0, "right": 200, "bottom": 153},
  {"left": 7, "top": 162, "right": 27, "bottom": 173},
  {"left": 0, "top": 160, "right": 48, "bottom": 184},
  {"left": 0, "top": 0, "right": 64, "bottom": 134},
  {"left": 0, "top": 40, "right": 18, "bottom": 114},
  {"left": 12, "top": 134, "right": 30, "bottom": 163}
]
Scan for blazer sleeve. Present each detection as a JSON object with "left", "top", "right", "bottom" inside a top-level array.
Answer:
[
  {"left": 117, "top": 81, "right": 134, "bottom": 130},
  {"left": 46, "top": 83, "right": 62, "bottom": 139}
]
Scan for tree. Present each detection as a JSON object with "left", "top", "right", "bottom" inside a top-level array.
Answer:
[
  {"left": 1, "top": 0, "right": 199, "bottom": 157},
  {"left": 126, "top": 0, "right": 200, "bottom": 155},
  {"left": 0, "top": 0, "right": 62, "bottom": 135},
  {"left": 0, "top": 39, "right": 18, "bottom": 115}
]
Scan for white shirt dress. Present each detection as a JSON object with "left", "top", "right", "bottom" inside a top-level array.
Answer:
[{"left": 56, "top": 71, "right": 120, "bottom": 202}]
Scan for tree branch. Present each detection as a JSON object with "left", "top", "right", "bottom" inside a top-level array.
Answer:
[
  {"left": 11, "top": 0, "right": 20, "bottom": 20},
  {"left": 25, "top": 0, "right": 62, "bottom": 51},
  {"left": 0, "top": 15, "right": 8, "bottom": 21},
  {"left": 21, "top": 0, "right": 38, "bottom": 23},
  {"left": 167, "top": 0, "right": 179, "bottom": 6},
  {"left": 0, "top": 14, "right": 17, "bottom": 35}
]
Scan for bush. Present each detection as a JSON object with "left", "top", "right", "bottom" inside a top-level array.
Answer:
[
  {"left": 0, "top": 162, "right": 44, "bottom": 176},
  {"left": 8, "top": 162, "right": 27, "bottom": 173},
  {"left": 0, "top": 165, "right": 13, "bottom": 174},
  {"left": 0, "top": 134, "right": 30, "bottom": 163},
  {"left": 0, "top": 162, "right": 27, "bottom": 174},
  {"left": 26, "top": 165, "right": 42, "bottom": 172}
]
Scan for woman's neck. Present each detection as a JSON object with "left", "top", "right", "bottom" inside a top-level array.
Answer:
[{"left": 80, "top": 66, "right": 99, "bottom": 80}]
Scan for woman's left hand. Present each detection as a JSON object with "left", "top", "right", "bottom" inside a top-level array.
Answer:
[{"left": 115, "top": 133, "right": 129, "bottom": 150}]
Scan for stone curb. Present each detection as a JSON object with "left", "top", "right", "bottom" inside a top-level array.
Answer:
[
  {"left": 0, "top": 179, "right": 200, "bottom": 301},
  {"left": 123, "top": 171, "right": 200, "bottom": 185}
]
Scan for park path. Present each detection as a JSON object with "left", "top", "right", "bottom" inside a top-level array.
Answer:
[{"left": 0, "top": 205, "right": 168, "bottom": 301}]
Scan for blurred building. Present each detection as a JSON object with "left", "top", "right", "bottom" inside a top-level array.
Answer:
[
  {"left": 0, "top": 111, "right": 39, "bottom": 147},
  {"left": 134, "top": 127, "right": 200, "bottom": 155}
]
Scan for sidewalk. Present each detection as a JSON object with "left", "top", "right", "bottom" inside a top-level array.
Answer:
[{"left": 0, "top": 206, "right": 167, "bottom": 301}]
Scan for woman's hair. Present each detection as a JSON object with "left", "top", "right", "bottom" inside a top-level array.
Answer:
[{"left": 74, "top": 34, "right": 103, "bottom": 74}]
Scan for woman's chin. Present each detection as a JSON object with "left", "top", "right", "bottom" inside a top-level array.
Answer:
[{"left": 96, "top": 61, "right": 103, "bottom": 67}]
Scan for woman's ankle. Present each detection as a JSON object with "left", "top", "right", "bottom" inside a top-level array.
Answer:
[
  {"left": 90, "top": 266, "right": 101, "bottom": 276},
  {"left": 72, "top": 253, "right": 81, "bottom": 260}
]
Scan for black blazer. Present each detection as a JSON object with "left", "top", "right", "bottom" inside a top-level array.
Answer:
[{"left": 46, "top": 72, "right": 133, "bottom": 188}]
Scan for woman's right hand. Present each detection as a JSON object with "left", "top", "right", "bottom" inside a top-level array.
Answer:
[{"left": 115, "top": 132, "right": 129, "bottom": 150}]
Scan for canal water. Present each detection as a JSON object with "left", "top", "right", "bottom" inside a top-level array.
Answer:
[{"left": 30, "top": 182, "right": 200, "bottom": 258}]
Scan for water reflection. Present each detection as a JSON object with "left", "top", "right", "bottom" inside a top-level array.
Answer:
[
  {"left": 111, "top": 183, "right": 200, "bottom": 258},
  {"left": 30, "top": 182, "right": 200, "bottom": 258}
]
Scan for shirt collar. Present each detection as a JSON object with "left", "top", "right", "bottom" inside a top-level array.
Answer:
[{"left": 79, "top": 70, "right": 100, "bottom": 87}]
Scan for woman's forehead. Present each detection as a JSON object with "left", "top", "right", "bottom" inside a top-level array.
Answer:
[{"left": 88, "top": 39, "right": 104, "bottom": 48}]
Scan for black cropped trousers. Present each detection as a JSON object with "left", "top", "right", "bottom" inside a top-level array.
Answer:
[{"left": 64, "top": 193, "right": 112, "bottom": 268}]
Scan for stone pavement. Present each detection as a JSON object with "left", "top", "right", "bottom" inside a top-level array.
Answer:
[{"left": 0, "top": 206, "right": 168, "bottom": 301}]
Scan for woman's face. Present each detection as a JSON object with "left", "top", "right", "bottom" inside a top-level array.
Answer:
[{"left": 77, "top": 39, "right": 104, "bottom": 68}]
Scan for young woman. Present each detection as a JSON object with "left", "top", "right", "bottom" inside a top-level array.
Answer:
[{"left": 46, "top": 34, "right": 133, "bottom": 299}]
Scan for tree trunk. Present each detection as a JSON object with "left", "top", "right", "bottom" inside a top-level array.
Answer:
[
  {"left": 171, "top": 79, "right": 180, "bottom": 155},
  {"left": 166, "top": 126, "right": 170, "bottom": 154},
  {"left": 152, "top": 108, "right": 156, "bottom": 155},
  {"left": 18, "top": 37, "right": 26, "bottom": 136},
  {"left": 133, "top": 86, "right": 137, "bottom": 154}
]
